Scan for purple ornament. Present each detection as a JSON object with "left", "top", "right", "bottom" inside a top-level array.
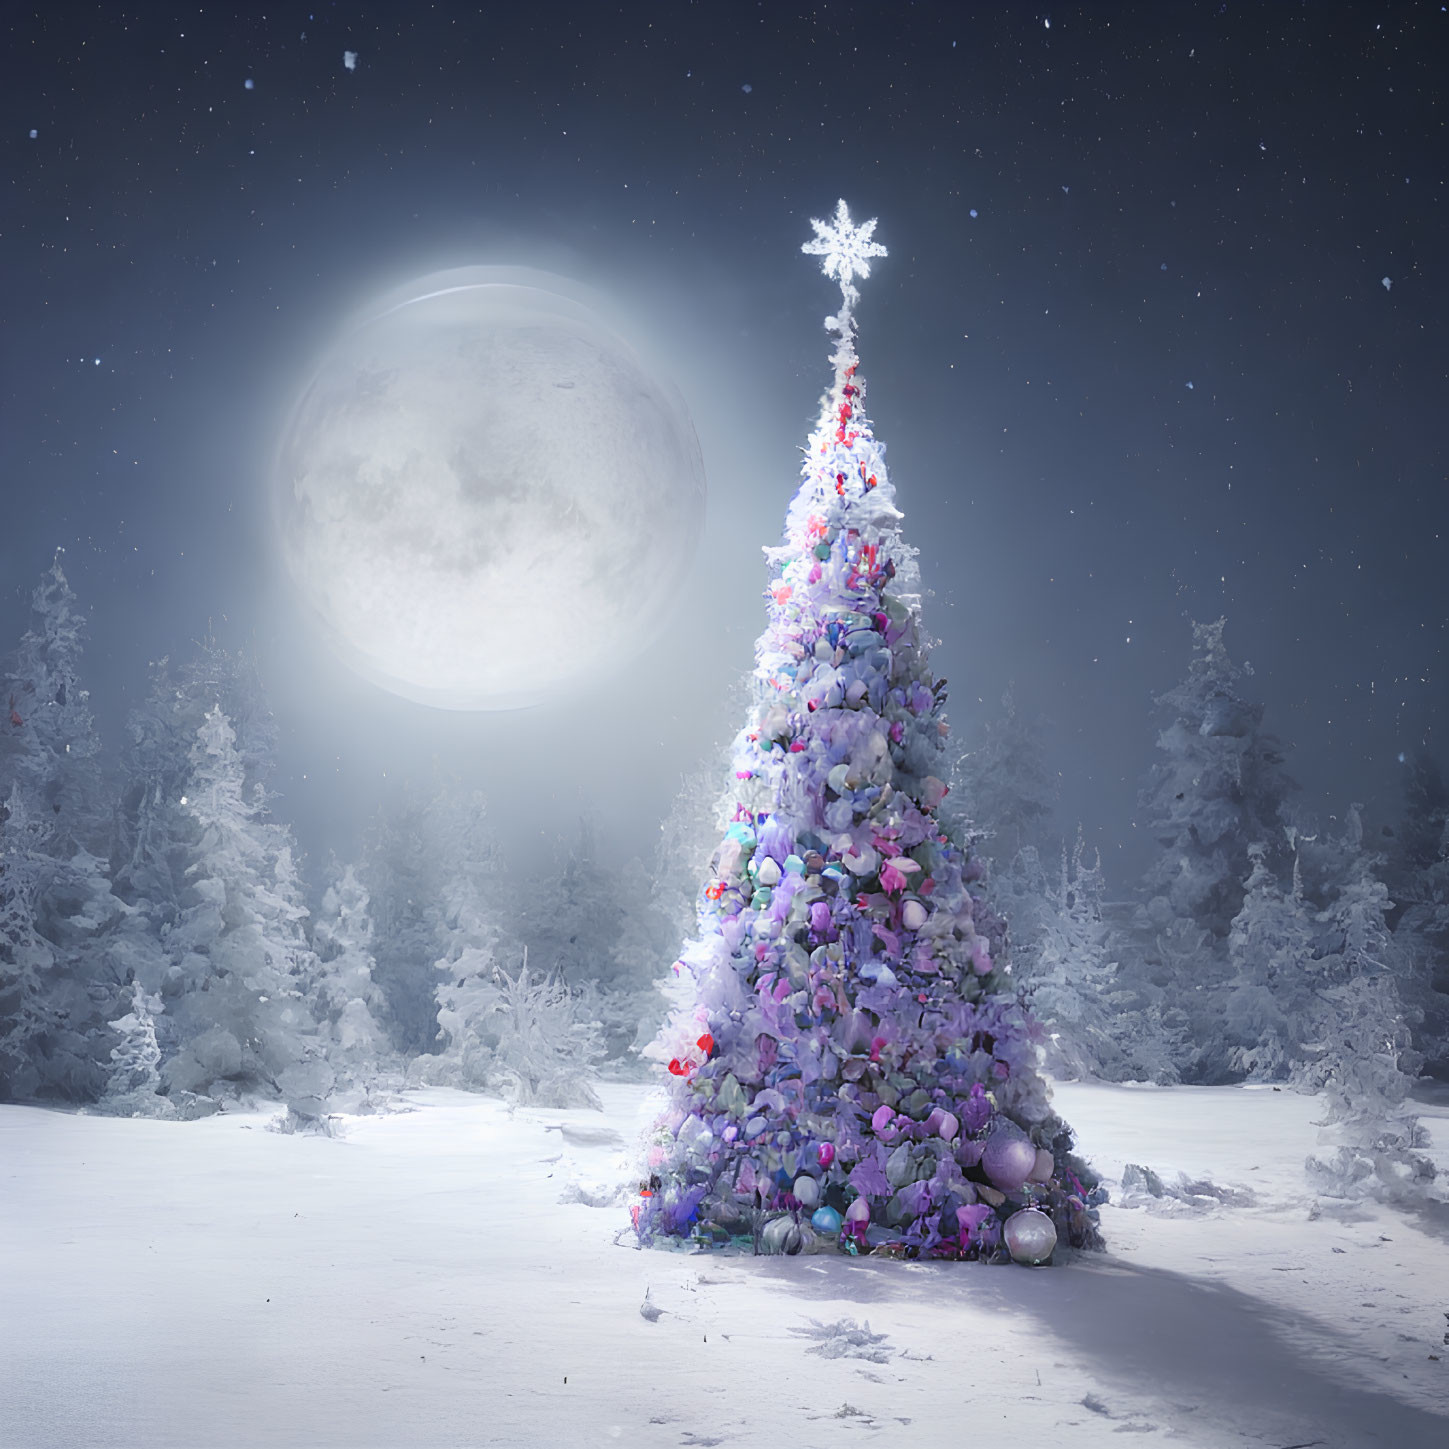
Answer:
[
  {"left": 956, "top": 1136, "right": 985, "bottom": 1168},
  {"left": 960, "top": 1083, "right": 992, "bottom": 1134},
  {"left": 981, "top": 1130, "right": 1039, "bottom": 1193}
]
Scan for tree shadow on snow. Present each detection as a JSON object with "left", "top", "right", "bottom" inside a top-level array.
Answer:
[{"left": 743, "top": 1251, "right": 1447, "bottom": 1446}]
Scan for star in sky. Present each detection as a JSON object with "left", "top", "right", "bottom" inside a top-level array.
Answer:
[{"left": 801, "top": 199, "right": 888, "bottom": 290}]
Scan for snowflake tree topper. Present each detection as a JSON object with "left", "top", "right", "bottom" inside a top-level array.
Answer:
[
  {"left": 802, "top": 198, "right": 888, "bottom": 293},
  {"left": 802, "top": 198, "right": 888, "bottom": 408}
]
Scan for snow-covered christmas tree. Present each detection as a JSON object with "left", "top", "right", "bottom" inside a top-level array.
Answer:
[
  {"left": 1, "top": 557, "right": 128, "bottom": 1102},
  {"left": 635, "top": 203, "right": 1102, "bottom": 1262},
  {"left": 162, "top": 704, "right": 329, "bottom": 1111}
]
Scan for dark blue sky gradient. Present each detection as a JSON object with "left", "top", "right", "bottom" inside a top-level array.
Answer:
[{"left": 1, "top": 2, "right": 1444, "bottom": 880}]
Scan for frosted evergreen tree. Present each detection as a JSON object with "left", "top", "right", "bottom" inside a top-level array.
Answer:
[
  {"left": 1222, "top": 841, "right": 1318, "bottom": 1081},
  {"left": 1391, "top": 752, "right": 1449, "bottom": 897},
  {"left": 421, "top": 797, "right": 604, "bottom": 1103},
  {"left": 311, "top": 859, "right": 389, "bottom": 1084},
  {"left": 2, "top": 553, "right": 110, "bottom": 853},
  {"left": 102, "top": 977, "right": 169, "bottom": 1116},
  {"left": 362, "top": 792, "right": 448, "bottom": 1054},
  {"left": 1, "top": 787, "right": 64, "bottom": 1098},
  {"left": 112, "top": 657, "right": 194, "bottom": 940},
  {"left": 0, "top": 783, "right": 124, "bottom": 1100},
  {"left": 953, "top": 686, "right": 1058, "bottom": 867},
  {"left": 1006, "top": 832, "right": 1127, "bottom": 1081},
  {"left": 163, "top": 705, "right": 329, "bottom": 1109},
  {"left": 1302, "top": 810, "right": 1434, "bottom": 1202},
  {"left": 1397, "top": 819, "right": 1449, "bottom": 1078},
  {"left": 511, "top": 813, "right": 668, "bottom": 1062},
  {"left": 424, "top": 787, "right": 515, "bottom": 1079},
  {"left": 515, "top": 815, "right": 624, "bottom": 988},
  {"left": 114, "top": 641, "right": 277, "bottom": 935},
  {"left": 0, "top": 559, "right": 129, "bottom": 1101},
  {"left": 1387, "top": 757, "right": 1449, "bottom": 1077},
  {"left": 1128, "top": 617, "right": 1296, "bottom": 1082},
  {"left": 636, "top": 204, "right": 1101, "bottom": 1262},
  {"left": 434, "top": 946, "right": 604, "bottom": 1108}
]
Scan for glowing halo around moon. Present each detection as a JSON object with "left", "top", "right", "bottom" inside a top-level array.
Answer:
[{"left": 272, "top": 266, "right": 706, "bottom": 709}]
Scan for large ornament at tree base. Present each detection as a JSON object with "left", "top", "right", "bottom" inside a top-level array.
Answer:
[
  {"left": 1003, "top": 1207, "right": 1058, "bottom": 1266},
  {"left": 632, "top": 203, "right": 1104, "bottom": 1263}
]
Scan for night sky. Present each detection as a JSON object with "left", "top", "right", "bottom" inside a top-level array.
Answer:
[{"left": 2, "top": 2, "right": 1445, "bottom": 884}]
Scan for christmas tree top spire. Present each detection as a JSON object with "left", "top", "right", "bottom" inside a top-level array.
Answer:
[{"left": 801, "top": 199, "right": 888, "bottom": 408}]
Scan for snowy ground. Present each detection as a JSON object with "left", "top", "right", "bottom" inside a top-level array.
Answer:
[{"left": 3, "top": 1080, "right": 1448, "bottom": 1449}]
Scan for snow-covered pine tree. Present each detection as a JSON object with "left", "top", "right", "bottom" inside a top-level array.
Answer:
[
  {"left": 1006, "top": 832, "right": 1126, "bottom": 1081},
  {"left": 102, "top": 977, "right": 169, "bottom": 1116},
  {"left": 510, "top": 812, "right": 664, "bottom": 1063},
  {"left": 114, "top": 641, "right": 277, "bottom": 935},
  {"left": 1129, "top": 617, "right": 1296, "bottom": 1082},
  {"left": 1222, "top": 840, "right": 1318, "bottom": 1081},
  {"left": 953, "top": 686, "right": 1058, "bottom": 868},
  {"left": 636, "top": 203, "right": 1101, "bottom": 1262},
  {"left": 2, "top": 553, "right": 110, "bottom": 853},
  {"left": 163, "top": 705, "right": 329, "bottom": 1109},
  {"left": 424, "top": 799, "right": 604, "bottom": 1105},
  {"left": 361, "top": 792, "right": 447, "bottom": 1055},
  {"left": 1391, "top": 752, "right": 1449, "bottom": 901},
  {"left": 1302, "top": 808, "right": 1434, "bottom": 1202},
  {"left": 0, "top": 558, "right": 128, "bottom": 1101},
  {"left": 1396, "top": 818, "right": 1449, "bottom": 1079},
  {"left": 311, "top": 859, "right": 390, "bottom": 1086},
  {"left": 1, "top": 787, "right": 64, "bottom": 1099},
  {"left": 1386, "top": 755, "right": 1449, "bottom": 1078}
]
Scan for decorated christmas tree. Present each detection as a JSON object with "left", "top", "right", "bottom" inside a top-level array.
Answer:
[{"left": 635, "top": 203, "right": 1103, "bottom": 1263}]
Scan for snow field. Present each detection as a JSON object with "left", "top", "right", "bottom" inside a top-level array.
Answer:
[{"left": 2, "top": 1081, "right": 1446, "bottom": 1448}]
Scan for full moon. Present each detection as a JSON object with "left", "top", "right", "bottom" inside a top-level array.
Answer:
[{"left": 273, "top": 267, "right": 705, "bottom": 709}]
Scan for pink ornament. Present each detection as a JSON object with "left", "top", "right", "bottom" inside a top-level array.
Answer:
[
  {"left": 845, "top": 1198, "right": 871, "bottom": 1222},
  {"left": 817, "top": 1141, "right": 836, "bottom": 1169}
]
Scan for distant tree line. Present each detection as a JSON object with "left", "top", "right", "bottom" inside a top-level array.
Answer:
[
  {"left": 0, "top": 554, "right": 715, "bottom": 1124},
  {"left": 2, "top": 557, "right": 1444, "bottom": 1203},
  {"left": 957, "top": 620, "right": 1445, "bottom": 1203}
]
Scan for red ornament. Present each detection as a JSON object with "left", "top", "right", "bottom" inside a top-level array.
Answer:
[{"left": 696, "top": 1033, "right": 715, "bottom": 1056}]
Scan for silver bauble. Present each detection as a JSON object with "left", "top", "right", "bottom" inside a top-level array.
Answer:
[{"left": 1003, "top": 1207, "right": 1057, "bottom": 1266}]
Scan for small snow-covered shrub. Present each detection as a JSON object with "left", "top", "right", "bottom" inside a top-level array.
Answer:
[{"left": 435, "top": 951, "right": 603, "bottom": 1109}]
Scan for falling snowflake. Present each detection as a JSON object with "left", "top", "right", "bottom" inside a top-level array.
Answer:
[
  {"left": 801, "top": 199, "right": 888, "bottom": 290},
  {"left": 344, "top": 50, "right": 358, "bottom": 72}
]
